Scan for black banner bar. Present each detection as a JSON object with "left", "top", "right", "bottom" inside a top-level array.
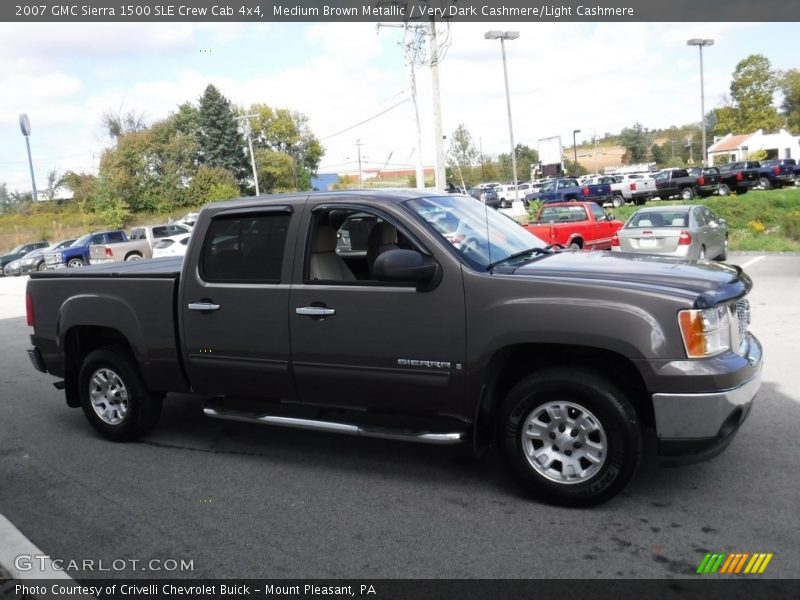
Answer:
[
  {"left": 2, "top": 579, "right": 800, "bottom": 600},
  {"left": 2, "top": 0, "right": 798, "bottom": 23}
]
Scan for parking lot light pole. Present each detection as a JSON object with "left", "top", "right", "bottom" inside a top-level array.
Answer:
[
  {"left": 687, "top": 38, "right": 714, "bottom": 167},
  {"left": 572, "top": 129, "right": 581, "bottom": 176},
  {"left": 485, "top": 30, "right": 521, "bottom": 211}
]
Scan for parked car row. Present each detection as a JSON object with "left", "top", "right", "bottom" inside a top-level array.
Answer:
[{"left": 2, "top": 216, "right": 196, "bottom": 276}]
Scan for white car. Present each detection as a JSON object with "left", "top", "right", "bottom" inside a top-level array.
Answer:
[{"left": 152, "top": 233, "right": 191, "bottom": 258}]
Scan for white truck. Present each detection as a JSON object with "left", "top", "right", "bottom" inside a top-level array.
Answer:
[{"left": 611, "top": 173, "right": 657, "bottom": 206}]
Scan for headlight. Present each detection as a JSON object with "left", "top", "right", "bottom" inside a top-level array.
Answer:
[
  {"left": 55, "top": 252, "right": 63, "bottom": 262},
  {"left": 678, "top": 305, "right": 731, "bottom": 358}
]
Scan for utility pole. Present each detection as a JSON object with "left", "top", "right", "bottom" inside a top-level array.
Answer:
[
  {"left": 429, "top": 20, "right": 446, "bottom": 190},
  {"left": 376, "top": 23, "right": 426, "bottom": 189},
  {"left": 355, "top": 139, "right": 365, "bottom": 188},
  {"left": 235, "top": 114, "right": 260, "bottom": 196},
  {"left": 409, "top": 61, "right": 425, "bottom": 189}
]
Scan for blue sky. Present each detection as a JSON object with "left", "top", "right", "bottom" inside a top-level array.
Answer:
[{"left": 1, "top": 21, "right": 798, "bottom": 193}]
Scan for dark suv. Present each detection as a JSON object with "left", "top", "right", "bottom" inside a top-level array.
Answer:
[{"left": 468, "top": 186, "right": 501, "bottom": 209}]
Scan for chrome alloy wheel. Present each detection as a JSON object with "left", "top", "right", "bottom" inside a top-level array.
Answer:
[
  {"left": 88, "top": 368, "right": 130, "bottom": 425},
  {"left": 521, "top": 401, "right": 607, "bottom": 484}
]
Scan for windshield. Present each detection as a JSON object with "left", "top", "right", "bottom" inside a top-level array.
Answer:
[
  {"left": 71, "top": 234, "right": 91, "bottom": 247},
  {"left": 405, "top": 195, "right": 546, "bottom": 270}
]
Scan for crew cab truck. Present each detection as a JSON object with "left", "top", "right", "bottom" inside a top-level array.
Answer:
[
  {"left": 535, "top": 178, "right": 612, "bottom": 206},
  {"left": 44, "top": 230, "right": 127, "bottom": 269},
  {"left": 756, "top": 159, "right": 796, "bottom": 189},
  {"left": 717, "top": 163, "right": 758, "bottom": 195},
  {"left": 524, "top": 202, "right": 623, "bottom": 250},
  {"left": 25, "top": 190, "right": 763, "bottom": 507},
  {"left": 653, "top": 168, "right": 709, "bottom": 200},
  {"left": 610, "top": 174, "right": 657, "bottom": 206}
]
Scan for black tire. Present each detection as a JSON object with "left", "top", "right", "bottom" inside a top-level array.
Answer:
[
  {"left": 67, "top": 257, "right": 85, "bottom": 268},
  {"left": 611, "top": 195, "right": 624, "bottom": 209},
  {"left": 718, "top": 183, "right": 731, "bottom": 197},
  {"left": 78, "top": 347, "right": 162, "bottom": 441},
  {"left": 737, "top": 187, "right": 748, "bottom": 195},
  {"left": 634, "top": 197, "right": 646, "bottom": 206},
  {"left": 568, "top": 241, "right": 582, "bottom": 251},
  {"left": 758, "top": 177, "right": 771, "bottom": 190},
  {"left": 37, "top": 261, "right": 48, "bottom": 272},
  {"left": 125, "top": 253, "right": 143, "bottom": 261},
  {"left": 498, "top": 367, "right": 642, "bottom": 507},
  {"left": 680, "top": 187, "right": 694, "bottom": 201}
]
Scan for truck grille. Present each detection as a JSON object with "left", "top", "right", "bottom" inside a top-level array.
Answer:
[{"left": 730, "top": 298, "right": 751, "bottom": 354}]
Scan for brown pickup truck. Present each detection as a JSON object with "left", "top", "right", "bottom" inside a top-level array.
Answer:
[{"left": 25, "top": 190, "right": 763, "bottom": 507}]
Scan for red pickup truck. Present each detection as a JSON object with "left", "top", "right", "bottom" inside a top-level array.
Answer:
[{"left": 525, "top": 202, "right": 623, "bottom": 250}]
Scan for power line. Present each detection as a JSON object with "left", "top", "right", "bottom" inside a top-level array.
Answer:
[{"left": 319, "top": 97, "right": 409, "bottom": 141}]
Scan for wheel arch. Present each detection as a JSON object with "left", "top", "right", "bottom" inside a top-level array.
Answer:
[{"left": 474, "top": 343, "right": 654, "bottom": 446}]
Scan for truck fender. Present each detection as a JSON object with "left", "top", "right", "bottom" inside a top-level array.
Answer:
[{"left": 57, "top": 294, "right": 150, "bottom": 378}]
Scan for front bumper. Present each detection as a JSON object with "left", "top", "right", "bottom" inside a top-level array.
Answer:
[{"left": 653, "top": 333, "right": 762, "bottom": 465}]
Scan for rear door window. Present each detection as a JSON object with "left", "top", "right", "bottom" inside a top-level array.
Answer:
[{"left": 201, "top": 213, "right": 291, "bottom": 283}]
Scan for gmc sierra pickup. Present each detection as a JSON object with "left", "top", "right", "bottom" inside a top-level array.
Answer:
[{"left": 25, "top": 190, "right": 763, "bottom": 506}]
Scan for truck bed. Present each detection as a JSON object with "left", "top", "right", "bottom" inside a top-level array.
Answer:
[
  {"left": 28, "top": 256, "right": 187, "bottom": 393},
  {"left": 32, "top": 256, "right": 183, "bottom": 279}
]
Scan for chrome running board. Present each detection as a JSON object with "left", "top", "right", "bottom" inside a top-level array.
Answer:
[{"left": 203, "top": 407, "right": 467, "bottom": 445}]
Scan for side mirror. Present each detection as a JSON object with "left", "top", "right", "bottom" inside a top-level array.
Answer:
[
  {"left": 374, "top": 248, "right": 440, "bottom": 287},
  {"left": 607, "top": 213, "right": 615, "bottom": 221}
]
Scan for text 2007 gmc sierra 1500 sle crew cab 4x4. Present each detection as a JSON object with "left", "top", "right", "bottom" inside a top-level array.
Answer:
[{"left": 25, "top": 190, "right": 763, "bottom": 506}]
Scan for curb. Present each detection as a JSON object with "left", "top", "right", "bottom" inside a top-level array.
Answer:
[{"left": 0, "top": 512, "right": 73, "bottom": 581}]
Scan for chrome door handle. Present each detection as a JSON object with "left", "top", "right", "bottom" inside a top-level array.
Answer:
[
  {"left": 296, "top": 306, "right": 336, "bottom": 317},
  {"left": 188, "top": 302, "right": 220, "bottom": 311}
]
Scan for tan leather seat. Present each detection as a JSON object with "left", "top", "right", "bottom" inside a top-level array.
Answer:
[
  {"left": 367, "top": 222, "right": 398, "bottom": 278},
  {"left": 309, "top": 225, "right": 356, "bottom": 281}
]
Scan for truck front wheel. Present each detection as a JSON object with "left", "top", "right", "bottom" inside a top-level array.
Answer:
[
  {"left": 78, "top": 348, "right": 162, "bottom": 441},
  {"left": 498, "top": 367, "right": 642, "bottom": 507}
]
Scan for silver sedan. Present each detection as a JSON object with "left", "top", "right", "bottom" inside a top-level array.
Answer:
[{"left": 611, "top": 205, "right": 728, "bottom": 260}]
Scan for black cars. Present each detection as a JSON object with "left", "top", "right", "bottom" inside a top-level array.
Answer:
[
  {"left": 687, "top": 167, "right": 722, "bottom": 196},
  {"left": 468, "top": 185, "right": 501, "bottom": 209},
  {"left": 0, "top": 241, "right": 49, "bottom": 276}
]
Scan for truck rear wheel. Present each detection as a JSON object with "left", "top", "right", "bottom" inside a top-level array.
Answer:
[
  {"left": 680, "top": 187, "right": 694, "bottom": 200},
  {"left": 78, "top": 347, "right": 162, "bottom": 441},
  {"left": 498, "top": 367, "right": 642, "bottom": 507}
]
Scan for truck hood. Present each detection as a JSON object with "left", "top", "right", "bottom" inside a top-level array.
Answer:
[{"left": 511, "top": 250, "right": 751, "bottom": 307}]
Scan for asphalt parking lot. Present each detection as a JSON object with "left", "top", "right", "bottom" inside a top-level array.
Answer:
[{"left": 0, "top": 253, "right": 798, "bottom": 580}]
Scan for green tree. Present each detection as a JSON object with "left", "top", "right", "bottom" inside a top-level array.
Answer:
[
  {"left": 61, "top": 171, "right": 97, "bottom": 203},
  {"left": 514, "top": 144, "right": 539, "bottom": 182},
  {"left": 446, "top": 124, "right": 479, "bottom": 186},
  {"left": 245, "top": 104, "right": 324, "bottom": 192},
  {"left": 253, "top": 148, "right": 297, "bottom": 193},
  {"left": 725, "top": 55, "right": 782, "bottom": 133},
  {"left": 102, "top": 107, "right": 146, "bottom": 139},
  {"left": 619, "top": 123, "right": 649, "bottom": 164},
  {"left": 779, "top": 68, "right": 800, "bottom": 132},
  {"left": 0, "top": 182, "right": 12, "bottom": 213},
  {"left": 42, "top": 170, "right": 63, "bottom": 201},
  {"left": 187, "top": 166, "right": 240, "bottom": 206},
  {"left": 95, "top": 114, "right": 199, "bottom": 213},
  {"left": 197, "top": 84, "right": 249, "bottom": 184}
]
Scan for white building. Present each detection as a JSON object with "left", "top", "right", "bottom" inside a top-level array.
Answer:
[{"left": 707, "top": 129, "right": 800, "bottom": 166}]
